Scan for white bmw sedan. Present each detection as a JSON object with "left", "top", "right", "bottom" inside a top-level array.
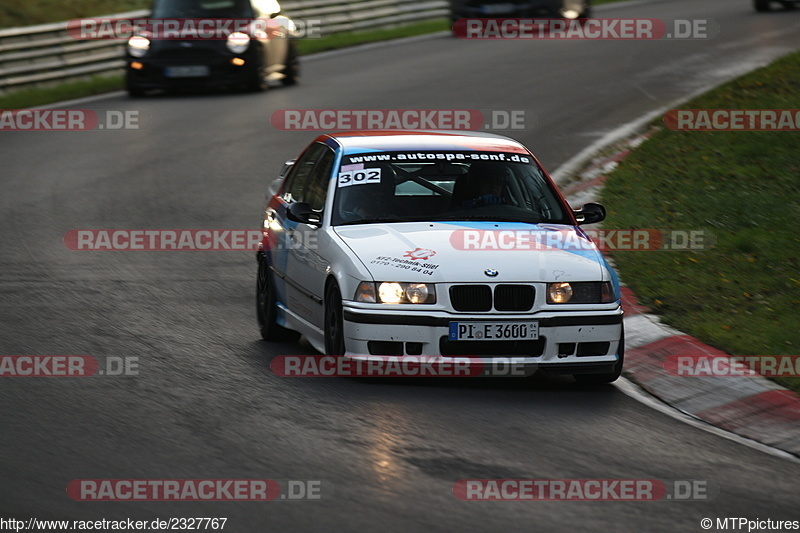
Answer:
[{"left": 257, "top": 130, "right": 624, "bottom": 383}]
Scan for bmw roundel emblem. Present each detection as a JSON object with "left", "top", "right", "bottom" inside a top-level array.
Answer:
[{"left": 484, "top": 269, "right": 498, "bottom": 277}]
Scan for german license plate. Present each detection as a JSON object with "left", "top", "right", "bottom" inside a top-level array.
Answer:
[
  {"left": 478, "top": 3, "right": 516, "bottom": 14},
  {"left": 164, "top": 65, "right": 210, "bottom": 78},
  {"left": 449, "top": 322, "right": 539, "bottom": 341}
]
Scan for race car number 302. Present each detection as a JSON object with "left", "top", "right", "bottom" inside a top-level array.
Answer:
[{"left": 449, "top": 322, "right": 539, "bottom": 341}]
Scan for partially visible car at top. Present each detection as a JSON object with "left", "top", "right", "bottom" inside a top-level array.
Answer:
[
  {"left": 125, "top": 0, "right": 299, "bottom": 96},
  {"left": 449, "top": 0, "right": 591, "bottom": 22},
  {"left": 754, "top": 0, "right": 800, "bottom": 11},
  {"left": 256, "top": 130, "right": 624, "bottom": 383}
]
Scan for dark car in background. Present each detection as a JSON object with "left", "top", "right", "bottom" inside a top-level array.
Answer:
[
  {"left": 125, "top": 0, "right": 299, "bottom": 96},
  {"left": 449, "top": 0, "right": 591, "bottom": 21},
  {"left": 754, "top": 0, "right": 800, "bottom": 11}
]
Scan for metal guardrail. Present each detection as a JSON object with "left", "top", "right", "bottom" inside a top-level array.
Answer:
[{"left": 0, "top": 0, "right": 448, "bottom": 95}]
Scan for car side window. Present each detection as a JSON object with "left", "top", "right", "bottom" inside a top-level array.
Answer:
[
  {"left": 304, "top": 150, "right": 335, "bottom": 212},
  {"left": 282, "top": 143, "right": 326, "bottom": 203}
]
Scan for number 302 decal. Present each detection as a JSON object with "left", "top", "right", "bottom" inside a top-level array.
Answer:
[{"left": 338, "top": 168, "right": 382, "bottom": 188}]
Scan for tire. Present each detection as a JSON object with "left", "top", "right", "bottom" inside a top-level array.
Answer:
[
  {"left": 574, "top": 325, "right": 625, "bottom": 384},
  {"left": 256, "top": 256, "right": 298, "bottom": 341},
  {"left": 754, "top": 0, "right": 771, "bottom": 11},
  {"left": 247, "top": 69, "right": 267, "bottom": 92},
  {"left": 125, "top": 73, "right": 145, "bottom": 97},
  {"left": 281, "top": 42, "right": 300, "bottom": 86},
  {"left": 324, "top": 283, "right": 346, "bottom": 356}
]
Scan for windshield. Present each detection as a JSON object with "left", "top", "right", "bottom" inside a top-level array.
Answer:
[
  {"left": 151, "top": 0, "right": 255, "bottom": 18},
  {"left": 331, "top": 151, "right": 571, "bottom": 226}
]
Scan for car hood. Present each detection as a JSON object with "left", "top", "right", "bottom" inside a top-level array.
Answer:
[{"left": 333, "top": 222, "right": 606, "bottom": 283}]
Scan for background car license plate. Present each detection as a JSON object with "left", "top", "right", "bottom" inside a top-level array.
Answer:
[
  {"left": 478, "top": 3, "right": 516, "bottom": 14},
  {"left": 164, "top": 66, "right": 210, "bottom": 78},
  {"left": 449, "top": 322, "right": 539, "bottom": 341}
]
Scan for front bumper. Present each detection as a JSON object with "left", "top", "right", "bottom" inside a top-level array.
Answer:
[
  {"left": 125, "top": 49, "right": 259, "bottom": 90},
  {"left": 341, "top": 304, "right": 622, "bottom": 374},
  {"left": 451, "top": 1, "right": 558, "bottom": 18}
]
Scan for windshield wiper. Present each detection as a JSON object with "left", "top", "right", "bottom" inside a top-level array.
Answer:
[
  {"left": 338, "top": 217, "right": 411, "bottom": 226},
  {"left": 430, "top": 215, "right": 543, "bottom": 224}
]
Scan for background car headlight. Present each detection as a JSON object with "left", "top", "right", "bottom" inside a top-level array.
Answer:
[
  {"left": 127, "top": 35, "right": 150, "bottom": 58},
  {"left": 226, "top": 32, "right": 251, "bottom": 53},
  {"left": 547, "top": 282, "right": 615, "bottom": 304},
  {"left": 355, "top": 282, "right": 435, "bottom": 304}
]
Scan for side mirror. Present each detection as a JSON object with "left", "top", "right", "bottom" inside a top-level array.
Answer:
[
  {"left": 573, "top": 202, "right": 606, "bottom": 225},
  {"left": 287, "top": 202, "right": 320, "bottom": 226},
  {"left": 279, "top": 159, "right": 295, "bottom": 179}
]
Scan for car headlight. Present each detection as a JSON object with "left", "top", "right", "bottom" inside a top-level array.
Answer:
[
  {"left": 127, "top": 35, "right": 150, "bottom": 58},
  {"left": 355, "top": 282, "right": 436, "bottom": 304},
  {"left": 226, "top": 32, "right": 251, "bottom": 53},
  {"left": 547, "top": 282, "right": 615, "bottom": 304},
  {"left": 548, "top": 282, "right": 573, "bottom": 304}
]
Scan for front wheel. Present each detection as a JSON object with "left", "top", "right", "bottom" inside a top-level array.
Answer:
[
  {"left": 247, "top": 72, "right": 267, "bottom": 92},
  {"left": 256, "top": 256, "right": 298, "bottom": 341},
  {"left": 281, "top": 42, "right": 300, "bottom": 86},
  {"left": 246, "top": 62, "right": 268, "bottom": 92},
  {"left": 754, "top": 0, "right": 771, "bottom": 11},
  {"left": 324, "top": 283, "right": 345, "bottom": 356},
  {"left": 125, "top": 72, "right": 145, "bottom": 97},
  {"left": 574, "top": 326, "right": 624, "bottom": 384}
]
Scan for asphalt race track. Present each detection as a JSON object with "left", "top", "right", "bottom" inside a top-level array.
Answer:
[{"left": 2, "top": 0, "right": 800, "bottom": 530}]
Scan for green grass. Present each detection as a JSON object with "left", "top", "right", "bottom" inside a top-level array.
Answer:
[
  {"left": 296, "top": 18, "right": 449, "bottom": 55},
  {"left": 0, "top": 75, "right": 124, "bottom": 109},
  {"left": 599, "top": 51, "right": 800, "bottom": 392}
]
